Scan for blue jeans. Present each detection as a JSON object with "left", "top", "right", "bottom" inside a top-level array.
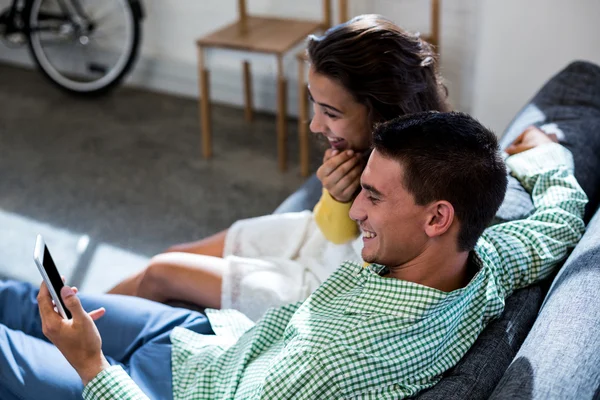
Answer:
[{"left": 0, "top": 281, "right": 213, "bottom": 400}]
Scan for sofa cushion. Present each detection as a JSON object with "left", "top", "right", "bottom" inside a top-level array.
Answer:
[
  {"left": 499, "top": 60, "right": 600, "bottom": 223},
  {"left": 415, "top": 285, "right": 544, "bottom": 400},
  {"left": 489, "top": 207, "right": 600, "bottom": 400}
]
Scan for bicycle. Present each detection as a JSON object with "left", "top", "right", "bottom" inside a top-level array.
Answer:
[{"left": 0, "top": 0, "right": 144, "bottom": 95}]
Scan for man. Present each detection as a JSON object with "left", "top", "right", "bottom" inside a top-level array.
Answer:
[{"left": 0, "top": 112, "right": 587, "bottom": 399}]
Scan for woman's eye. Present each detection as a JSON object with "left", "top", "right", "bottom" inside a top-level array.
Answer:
[{"left": 324, "top": 110, "right": 338, "bottom": 119}]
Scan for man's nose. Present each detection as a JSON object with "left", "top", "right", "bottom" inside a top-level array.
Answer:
[{"left": 349, "top": 191, "right": 365, "bottom": 222}]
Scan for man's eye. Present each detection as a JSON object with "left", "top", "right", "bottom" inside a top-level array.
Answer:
[{"left": 367, "top": 195, "right": 379, "bottom": 204}]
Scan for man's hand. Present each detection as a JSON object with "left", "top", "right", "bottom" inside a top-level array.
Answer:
[
  {"left": 317, "top": 149, "right": 366, "bottom": 203},
  {"left": 505, "top": 126, "right": 559, "bottom": 155},
  {"left": 38, "top": 282, "right": 110, "bottom": 385}
]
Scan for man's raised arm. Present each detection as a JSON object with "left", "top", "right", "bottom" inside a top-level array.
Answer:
[{"left": 476, "top": 138, "right": 587, "bottom": 298}]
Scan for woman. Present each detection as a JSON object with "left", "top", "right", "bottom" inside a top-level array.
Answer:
[{"left": 110, "top": 15, "right": 450, "bottom": 320}]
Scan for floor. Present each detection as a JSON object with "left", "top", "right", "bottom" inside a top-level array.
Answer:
[{"left": 0, "top": 63, "right": 321, "bottom": 294}]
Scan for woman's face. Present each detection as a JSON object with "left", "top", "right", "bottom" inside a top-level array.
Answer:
[{"left": 308, "top": 66, "right": 372, "bottom": 153}]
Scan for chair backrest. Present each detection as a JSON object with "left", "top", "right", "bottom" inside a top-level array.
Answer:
[{"left": 237, "top": 0, "right": 333, "bottom": 30}]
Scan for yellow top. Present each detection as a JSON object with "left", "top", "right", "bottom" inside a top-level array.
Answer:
[{"left": 313, "top": 189, "right": 359, "bottom": 244}]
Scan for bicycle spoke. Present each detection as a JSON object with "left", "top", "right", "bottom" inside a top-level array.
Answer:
[
  {"left": 89, "top": 34, "right": 119, "bottom": 51},
  {"left": 80, "top": 44, "right": 105, "bottom": 77},
  {"left": 68, "top": 40, "right": 77, "bottom": 76},
  {"left": 93, "top": 24, "right": 127, "bottom": 40},
  {"left": 93, "top": 10, "right": 126, "bottom": 32},
  {"left": 88, "top": 3, "right": 119, "bottom": 25},
  {"left": 37, "top": 38, "right": 71, "bottom": 47}
]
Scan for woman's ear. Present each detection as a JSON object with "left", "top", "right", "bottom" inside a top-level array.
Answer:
[{"left": 424, "top": 201, "right": 454, "bottom": 238}]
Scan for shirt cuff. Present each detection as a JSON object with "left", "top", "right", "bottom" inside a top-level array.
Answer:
[
  {"left": 83, "top": 365, "right": 148, "bottom": 400},
  {"left": 205, "top": 308, "right": 255, "bottom": 339},
  {"left": 505, "top": 143, "right": 574, "bottom": 180}
]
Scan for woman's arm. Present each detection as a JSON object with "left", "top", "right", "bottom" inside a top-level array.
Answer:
[
  {"left": 313, "top": 149, "right": 365, "bottom": 244},
  {"left": 313, "top": 189, "right": 359, "bottom": 244}
]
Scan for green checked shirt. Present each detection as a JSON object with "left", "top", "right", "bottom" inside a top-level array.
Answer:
[{"left": 83, "top": 143, "right": 587, "bottom": 399}]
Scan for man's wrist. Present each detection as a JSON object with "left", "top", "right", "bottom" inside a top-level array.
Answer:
[
  {"left": 506, "top": 143, "right": 573, "bottom": 181},
  {"left": 78, "top": 355, "right": 111, "bottom": 386}
]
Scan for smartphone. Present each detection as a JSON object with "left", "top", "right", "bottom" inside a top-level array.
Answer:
[{"left": 33, "top": 234, "right": 72, "bottom": 319}]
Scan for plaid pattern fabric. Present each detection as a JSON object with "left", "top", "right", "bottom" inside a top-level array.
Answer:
[
  {"left": 83, "top": 143, "right": 586, "bottom": 400},
  {"left": 83, "top": 366, "right": 148, "bottom": 399}
]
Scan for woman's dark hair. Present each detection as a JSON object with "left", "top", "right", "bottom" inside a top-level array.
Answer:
[{"left": 307, "top": 14, "right": 450, "bottom": 125}]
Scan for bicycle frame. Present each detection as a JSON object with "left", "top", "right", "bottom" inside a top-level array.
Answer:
[
  {"left": 1, "top": 0, "right": 143, "bottom": 35},
  {"left": 1, "top": 0, "right": 79, "bottom": 35},
  {"left": 1, "top": 0, "right": 26, "bottom": 34}
]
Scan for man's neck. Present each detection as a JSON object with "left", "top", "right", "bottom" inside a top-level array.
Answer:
[{"left": 385, "top": 244, "right": 471, "bottom": 293}]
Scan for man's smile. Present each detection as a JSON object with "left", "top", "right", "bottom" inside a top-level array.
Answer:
[{"left": 361, "top": 228, "right": 377, "bottom": 240}]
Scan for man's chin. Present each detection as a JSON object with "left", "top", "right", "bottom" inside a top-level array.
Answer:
[{"left": 361, "top": 252, "right": 377, "bottom": 264}]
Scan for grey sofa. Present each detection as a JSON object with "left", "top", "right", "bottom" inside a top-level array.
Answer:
[{"left": 275, "top": 60, "right": 600, "bottom": 399}]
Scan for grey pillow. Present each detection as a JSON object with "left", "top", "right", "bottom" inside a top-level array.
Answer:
[
  {"left": 499, "top": 60, "right": 600, "bottom": 223},
  {"left": 492, "top": 174, "right": 534, "bottom": 224}
]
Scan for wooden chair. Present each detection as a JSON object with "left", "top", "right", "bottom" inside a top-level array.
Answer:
[
  {"left": 296, "top": 0, "right": 441, "bottom": 177},
  {"left": 196, "top": 0, "right": 332, "bottom": 172}
]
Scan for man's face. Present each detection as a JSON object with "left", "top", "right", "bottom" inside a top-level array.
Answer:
[{"left": 349, "top": 150, "right": 431, "bottom": 267}]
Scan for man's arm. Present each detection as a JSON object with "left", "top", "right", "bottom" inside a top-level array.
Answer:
[
  {"left": 477, "top": 142, "right": 587, "bottom": 297},
  {"left": 83, "top": 366, "right": 149, "bottom": 400},
  {"left": 38, "top": 284, "right": 150, "bottom": 400}
]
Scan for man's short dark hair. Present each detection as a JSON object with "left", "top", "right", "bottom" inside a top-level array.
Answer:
[{"left": 373, "top": 111, "right": 508, "bottom": 251}]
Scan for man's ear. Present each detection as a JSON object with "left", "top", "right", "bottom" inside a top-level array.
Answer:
[{"left": 424, "top": 201, "right": 454, "bottom": 238}]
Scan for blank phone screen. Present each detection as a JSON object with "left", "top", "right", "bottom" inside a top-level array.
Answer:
[{"left": 43, "top": 246, "right": 72, "bottom": 319}]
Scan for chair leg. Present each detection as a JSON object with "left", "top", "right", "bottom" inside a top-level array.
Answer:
[
  {"left": 198, "top": 46, "right": 212, "bottom": 158},
  {"left": 277, "top": 77, "right": 288, "bottom": 172},
  {"left": 339, "top": 0, "right": 349, "bottom": 23},
  {"left": 298, "top": 58, "right": 310, "bottom": 177},
  {"left": 243, "top": 61, "right": 254, "bottom": 122},
  {"left": 276, "top": 56, "right": 288, "bottom": 172}
]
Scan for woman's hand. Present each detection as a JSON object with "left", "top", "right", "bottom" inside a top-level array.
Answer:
[
  {"left": 317, "top": 149, "right": 366, "bottom": 203},
  {"left": 505, "top": 126, "right": 559, "bottom": 155},
  {"left": 38, "top": 282, "right": 110, "bottom": 385}
]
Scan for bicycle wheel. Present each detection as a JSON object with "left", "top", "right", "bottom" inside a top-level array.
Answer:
[{"left": 25, "top": 0, "right": 141, "bottom": 95}]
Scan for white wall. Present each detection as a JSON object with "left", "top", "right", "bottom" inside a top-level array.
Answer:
[
  {"left": 471, "top": 0, "right": 600, "bottom": 135},
  {"left": 0, "top": 0, "right": 478, "bottom": 115}
]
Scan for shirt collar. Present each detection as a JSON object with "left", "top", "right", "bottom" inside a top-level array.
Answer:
[{"left": 345, "top": 256, "right": 484, "bottom": 319}]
